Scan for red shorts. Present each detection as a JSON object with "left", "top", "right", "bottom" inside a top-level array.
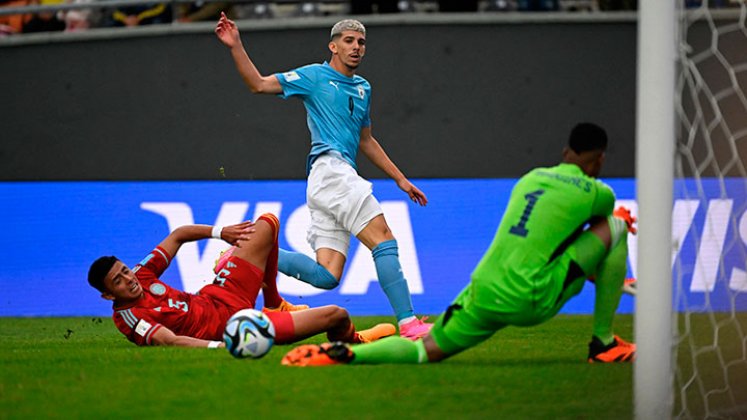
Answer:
[
  {"left": 201, "top": 256, "right": 262, "bottom": 309},
  {"left": 200, "top": 256, "right": 295, "bottom": 344}
]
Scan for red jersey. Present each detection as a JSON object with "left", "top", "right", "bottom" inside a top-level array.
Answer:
[{"left": 111, "top": 246, "right": 259, "bottom": 346}]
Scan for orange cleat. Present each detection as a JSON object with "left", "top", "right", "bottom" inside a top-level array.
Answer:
[
  {"left": 262, "top": 299, "right": 310, "bottom": 312},
  {"left": 354, "top": 323, "right": 396, "bottom": 343},
  {"left": 588, "top": 335, "right": 636, "bottom": 363},
  {"left": 281, "top": 342, "right": 354, "bottom": 367}
]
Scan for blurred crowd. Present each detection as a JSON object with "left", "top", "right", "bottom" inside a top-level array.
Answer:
[{"left": 0, "top": 0, "right": 739, "bottom": 36}]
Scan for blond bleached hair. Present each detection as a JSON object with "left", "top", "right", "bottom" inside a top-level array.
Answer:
[{"left": 330, "top": 19, "right": 366, "bottom": 39}]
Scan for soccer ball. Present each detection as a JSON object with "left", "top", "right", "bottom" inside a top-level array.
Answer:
[{"left": 223, "top": 309, "right": 275, "bottom": 359}]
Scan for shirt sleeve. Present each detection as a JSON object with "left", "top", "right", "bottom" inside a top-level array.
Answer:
[
  {"left": 275, "top": 64, "right": 318, "bottom": 99},
  {"left": 114, "top": 308, "right": 163, "bottom": 346},
  {"left": 591, "top": 180, "right": 616, "bottom": 218},
  {"left": 133, "top": 246, "right": 171, "bottom": 278}
]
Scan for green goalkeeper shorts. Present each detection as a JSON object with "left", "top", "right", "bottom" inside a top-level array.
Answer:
[
  {"left": 430, "top": 231, "right": 607, "bottom": 356},
  {"left": 428, "top": 284, "right": 508, "bottom": 356}
]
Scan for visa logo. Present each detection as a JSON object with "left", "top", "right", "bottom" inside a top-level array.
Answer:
[
  {"left": 141, "top": 197, "right": 746, "bottom": 297},
  {"left": 141, "top": 201, "right": 423, "bottom": 296},
  {"left": 617, "top": 199, "right": 747, "bottom": 293}
]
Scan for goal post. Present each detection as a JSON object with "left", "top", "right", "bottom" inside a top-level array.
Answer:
[
  {"left": 636, "top": 1, "right": 747, "bottom": 418},
  {"left": 634, "top": 0, "right": 677, "bottom": 418}
]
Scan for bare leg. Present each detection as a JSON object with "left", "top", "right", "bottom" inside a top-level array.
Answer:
[
  {"left": 315, "top": 248, "right": 347, "bottom": 280},
  {"left": 287, "top": 305, "right": 353, "bottom": 342},
  {"left": 355, "top": 214, "right": 395, "bottom": 250},
  {"left": 422, "top": 334, "right": 449, "bottom": 362},
  {"left": 231, "top": 218, "right": 274, "bottom": 271}
]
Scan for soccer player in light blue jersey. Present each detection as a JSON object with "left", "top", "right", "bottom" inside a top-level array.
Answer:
[{"left": 215, "top": 14, "right": 432, "bottom": 339}]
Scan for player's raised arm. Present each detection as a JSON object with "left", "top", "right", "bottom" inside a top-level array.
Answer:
[
  {"left": 157, "top": 221, "right": 255, "bottom": 258},
  {"left": 358, "top": 127, "right": 428, "bottom": 206},
  {"left": 150, "top": 324, "right": 224, "bottom": 348},
  {"left": 214, "top": 12, "right": 282, "bottom": 94}
]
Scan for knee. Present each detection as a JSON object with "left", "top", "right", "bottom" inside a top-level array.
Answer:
[
  {"left": 232, "top": 221, "right": 274, "bottom": 261},
  {"left": 323, "top": 305, "right": 349, "bottom": 325},
  {"left": 377, "top": 224, "right": 395, "bottom": 243},
  {"left": 257, "top": 213, "right": 280, "bottom": 236},
  {"left": 330, "top": 305, "right": 349, "bottom": 320},
  {"left": 358, "top": 217, "right": 395, "bottom": 249},
  {"left": 245, "top": 214, "right": 279, "bottom": 247},
  {"left": 380, "top": 224, "right": 394, "bottom": 239},
  {"left": 249, "top": 219, "right": 276, "bottom": 246}
]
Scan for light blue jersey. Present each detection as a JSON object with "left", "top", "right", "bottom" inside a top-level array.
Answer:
[{"left": 275, "top": 62, "right": 371, "bottom": 173}]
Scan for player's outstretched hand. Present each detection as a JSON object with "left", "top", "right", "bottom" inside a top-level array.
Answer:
[
  {"left": 221, "top": 221, "right": 255, "bottom": 246},
  {"left": 215, "top": 11, "right": 241, "bottom": 48},
  {"left": 613, "top": 206, "right": 637, "bottom": 235},
  {"left": 398, "top": 179, "right": 428, "bottom": 206}
]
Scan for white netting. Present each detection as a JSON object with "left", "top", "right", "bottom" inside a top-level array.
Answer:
[{"left": 673, "top": 1, "right": 747, "bottom": 418}]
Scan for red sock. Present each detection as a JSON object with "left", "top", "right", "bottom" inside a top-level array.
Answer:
[{"left": 258, "top": 214, "right": 283, "bottom": 308}]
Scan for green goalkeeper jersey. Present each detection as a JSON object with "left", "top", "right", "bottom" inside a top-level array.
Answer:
[{"left": 470, "top": 163, "right": 616, "bottom": 315}]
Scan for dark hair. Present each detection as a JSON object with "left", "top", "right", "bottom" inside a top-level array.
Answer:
[
  {"left": 568, "top": 123, "right": 608, "bottom": 154},
  {"left": 88, "top": 256, "right": 118, "bottom": 292}
]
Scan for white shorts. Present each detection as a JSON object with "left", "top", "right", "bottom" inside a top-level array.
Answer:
[{"left": 306, "top": 153, "right": 383, "bottom": 256}]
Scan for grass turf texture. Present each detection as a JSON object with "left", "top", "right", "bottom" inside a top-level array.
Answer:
[{"left": 2, "top": 315, "right": 634, "bottom": 419}]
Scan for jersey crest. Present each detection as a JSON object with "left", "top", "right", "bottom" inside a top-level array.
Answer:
[{"left": 149, "top": 283, "right": 166, "bottom": 295}]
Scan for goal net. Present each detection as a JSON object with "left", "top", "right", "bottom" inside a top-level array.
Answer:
[
  {"left": 635, "top": 0, "right": 746, "bottom": 418},
  {"left": 672, "top": 0, "right": 747, "bottom": 418}
]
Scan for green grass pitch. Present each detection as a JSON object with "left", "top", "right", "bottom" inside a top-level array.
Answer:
[{"left": 1, "top": 315, "right": 634, "bottom": 419}]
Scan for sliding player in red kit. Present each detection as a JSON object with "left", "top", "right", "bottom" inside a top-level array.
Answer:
[{"left": 87, "top": 213, "right": 395, "bottom": 349}]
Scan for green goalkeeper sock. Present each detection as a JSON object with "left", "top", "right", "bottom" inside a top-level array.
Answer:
[
  {"left": 592, "top": 233, "right": 628, "bottom": 345},
  {"left": 350, "top": 336, "right": 428, "bottom": 365}
]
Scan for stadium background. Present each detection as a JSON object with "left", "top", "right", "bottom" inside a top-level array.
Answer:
[
  {"left": 1, "top": 14, "right": 638, "bottom": 180},
  {"left": 1, "top": 13, "right": 743, "bottom": 318}
]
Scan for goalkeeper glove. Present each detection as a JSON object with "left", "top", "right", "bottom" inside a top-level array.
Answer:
[{"left": 613, "top": 206, "right": 637, "bottom": 235}]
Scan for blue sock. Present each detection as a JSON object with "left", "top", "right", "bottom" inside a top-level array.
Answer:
[
  {"left": 277, "top": 249, "right": 339, "bottom": 290},
  {"left": 372, "top": 240, "right": 415, "bottom": 321}
]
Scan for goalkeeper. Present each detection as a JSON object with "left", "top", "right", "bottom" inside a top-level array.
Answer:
[{"left": 282, "top": 122, "right": 637, "bottom": 366}]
